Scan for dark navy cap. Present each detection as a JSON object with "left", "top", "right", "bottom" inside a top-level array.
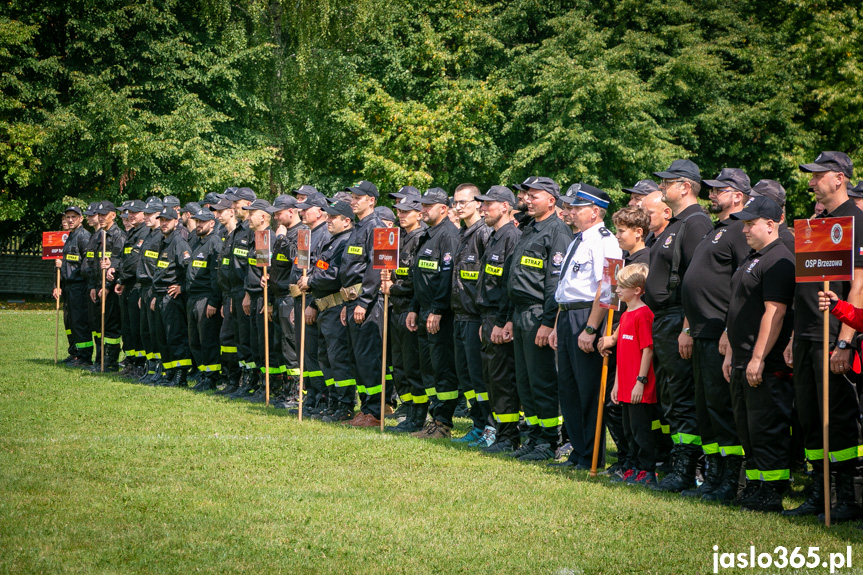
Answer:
[
  {"left": 326, "top": 191, "right": 353, "bottom": 205},
  {"left": 210, "top": 197, "right": 233, "bottom": 211},
  {"left": 730, "top": 196, "right": 782, "bottom": 223},
  {"left": 512, "top": 176, "right": 538, "bottom": 192},
  {"left": 191, "top": 208, "right": 215, "bottom": 221},
  {"left": 749, "top": 179, "right": 786, "bottom": 207},
  {"left": 389, "top": 185, "right": 421, "bottom": 200},
  {"left": 849, "top": 180, "right": 863, "bottom": 199},
  {"left": 201, "top": 192, "right": 222, "bottom": 207},
  {"left": 622, "top": 179, "right": 660, "bottom": 196},
  {"left": 654, "top": 159, "right": 701, "bottom": 183},
  {"left": 343, "top": 180, "right": 378, "bottom": 198},
  {"left": 703, "top": 168, "right": 751, "bottom": 195},
  {"left": 522, "top": 176, "right": 560, "bottom": 199},
  {"left": 158, "top": 205, "right": 179, "bottom": 220},
  {"left": 800, "top": 151, "right": 853, "bottom": 179},
  {"left": 63, "top": 205, "right": 83, "bottom": 216},
  {"left": 418, "top": 187, "right": 449, "bottom": 205},
  {"left": 272, "top": 194, "right": 299, "bottom": 211},
  {"left": 375, "top": 206, "right": 395, "bottom": 222},
  {"left": 84, "top": 202, "right": 100, "bottom": 216},
  {"left": 93, "top": 201, "right": 117, "bottom": 215},
  {"left": 162, "top": 195, "right": 181, "bottom": 208},
  {"left": 561, "top": 183, "right": 611, "bottom": 209},
  {"left": 323, "top": 201, "right": 354, "bottom": 219},
  {"left": 394, "top": 199, "right": 422, "bottom": 212},
  {"left": 296, "top": 192, "right": 329, "bottom": 210},
  {"left": 225, "top": 187, "right": 257, "bottom": 202},
  {"left": 476, "top": 185, "right": 516, "bottom": 207},
  {"left": 181, "top": 202, "right": 202, "bottom": 215},
  {"left": 292, "top": 184, "right": 319, "bottom": 197},
  {"left": 126, "top": 199, "right": 147, "bottom": 213},
  {"left": 242, "top": 199, "right": 276, "bottom": 214},
  {"left": 143, "top": 200, "right": 164, "bottom": 214}
]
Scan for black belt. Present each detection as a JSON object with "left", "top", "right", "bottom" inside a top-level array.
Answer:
[{"left": 558, "top": 301, "right": 592, "bottom": 311}]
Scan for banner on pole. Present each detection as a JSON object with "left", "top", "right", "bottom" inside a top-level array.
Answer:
[
  {"left": 794, "top": 217, "right": 854, "bottom": 283},
  {"left": 373, "top": 227, "right": 400, "bottom": 270},
  {"left": 254, "top": 231, "right": 271, "bottom": 267},
  {"left": 599, "top": 257, "right": 624, "bottom": 310},
  {"left": 42, "top": 231, "right": 67, "bottom": 260},
  {"left": 297, "top": 229, "right": 311, "bottom": 269}
]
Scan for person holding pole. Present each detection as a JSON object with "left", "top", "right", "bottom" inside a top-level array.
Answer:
[
  {"left": 92, "top": 201, "right": 127, "bottom": 372},
  {"left": 212, "top": 196, "right": 242, "bottom": 394},
  {"left": 550, "top": 184, "right": 621, "bottom": 468},
  {"left": 57, "top": 206, "right": 93, "bottom": 367},
  {"left": 784, "top": 151, "right": 863, "bottom": 523},
  {"left": 80, "top": 203, "right": 104, "bottom": 369},
  {"left": 720, "top": 196, "right": 796, "bottom": 512},
  {"left": 115, "top": 200, "right": 149, "bottom": 378},
  {"left": 135, "top": 199, "right": 165, "bottom": 383}
]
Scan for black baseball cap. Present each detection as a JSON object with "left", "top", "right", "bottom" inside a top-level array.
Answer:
[
  {"left": 522, "top": 176, "right": 560, "bottom": 199},
  {"left": 512, "top": 176, "right": 538, "bottom": 192},
  {"left": 126, "top": 199, "right": 147, "bottom": 213},
  {"left": 394, "top": 199, "right": 422, "bottom": 212},
  {"left": 389, "top": 185, "right": 421, "bottom": 200},
  {"left": 93, "top": 201, "right": 117, "bottom": 215},
  {"left": 225, "top": 187, "right": 257, "bottom": 202},
  {"left": 622, "top": 179, "right": 660, "bottom": 196},
  {"left": 191, "top": 208, "right": 215, "bottom": 221},
  {"left": 84, "top": 202, "right": 100, "bottom": 216},
  {"left": 210, "top": 197, "right": 233, "bottom": 211},
  {"left": 63, "top": 205, "right": 83, "bottom": 216},
  {"left": 731, "top": 196, "right": 783, "bottom": 222},
  {"left": 702, "top": 168, "right": 751, "bottom": 199},
  {"left": 326, "top": 191, "right": 353, "bottom": 205},
  {"left": 162, "top": 195, "right": 181, "bottom": 208},
  {"left": 292, "top": 184, "right": 319, "bottom": 197},
  {"left": 201, "top": 192, "right": 222, "bottom": 207},
  {"left": 296, "top": 192, "right": 328, "bottom": 210},
  {"left": 323, "top": 201, "right": 354, "bottom": 219},
  {"left": 343, "top": 180, "right": 378, "bottom": 198},
  {"left": 375, "top": 206, "right": 395, "bottom": 222},
  {"left": 143, "top": 199, "right": 164, "bottom": 214},
  {"left": 476, "top": 185, "right": 516, "bottom": 207},
  {"left": 242, "top": 199, "right": 276, "bottom": 214},
  {"left": 749, "top": 179, "right": 786, "bottom": 207},
  {"left": 654, "top": 159, "right": 701, "bottom": 183},
  {"left": 561, "top": 183, "right": 611, "bottom": 209},
  {"left": 418, "top": 187, "right": 449, "bottom": 205},
  {"left": 181, "top": 202, "right": 202, "bottom": 215},
  {"left": 849, "top": 180, "right": 863, "bottom": 198},
  {"left": 158, "top": 205, "right": 179, "bottom": 220},
  {"left": 272, "top": 194, "right": 299, "bottom": 211},
  {"left": 800, "top": 151, "right": 853, "bottom": 178}
]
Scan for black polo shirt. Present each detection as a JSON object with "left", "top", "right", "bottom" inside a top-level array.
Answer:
[
  {"left": 779, "top": 223, "right": 795, "bottom": 253},
  {"left": 681, "top": 218, "right": 751, "bottom": 339},
  {"left": 727, "top": 238, "right": 795, "bottom": 369},
  {"left": 794, "top": 199, "right": 863, "bottom": 341},
  {"left": 624, "top": 247, "right": 650, "bottom": 267},
  {"left": 644, "top": 204, "right": 713, "bottom": 311}
]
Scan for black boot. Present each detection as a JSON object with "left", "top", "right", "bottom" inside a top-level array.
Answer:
[
  {"left": 214, "top": 369, "right": 240, "bottom": 395},
  {"left": 742, "top": 481, "right": 784, "bottom": 513},
  {"left": 682, "top": 454, "right": 722, "bottom": 498},
  {"left": 192, "top": 371, "right": 211, "bottom": 392},
  {"left": 652, "top": 449, "right": 697, "bottom": 492},
  {"left": 156, "top": 368, "right": 175, "bottom": 386},
  {"left": 165, "top": 367, "right": 188, "bottom": 388},
  {"left": 228, "top": 368, "right": 255, "bottom": 399},
  {"left": 782, "top": 472, "right": 825, "bottom": 517},
  {"left": 820, "top": 471, "right": 863, "bottom": 523},
  {"left": 103, "top": 344, "right": 121, "bottom": 372},
  {"left": 145, "top": 361, "right": 164, "bottom": 384},
  {"left": 703, "top": 456, "right": 743, "bottom": 502},
  {"left": 389, "top": 402, "right": 428, "bottom": 433}
]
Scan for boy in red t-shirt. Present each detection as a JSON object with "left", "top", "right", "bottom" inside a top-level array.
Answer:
[{"left": 598, "top": 263, "right": 657, "bottom": 486}]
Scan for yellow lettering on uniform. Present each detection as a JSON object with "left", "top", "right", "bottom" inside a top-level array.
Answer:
[
  {"left": 157, "top": 261, "right": 169, "bottom": 269},
  {"left": 124, "top": 247, "right": 132, "bottom": 254},
  {"left": 233, "top": 248, "right": 248, "bottom": 257},
  {"left": 248, "top": 258, "right": 257, "bottom": 266},
  {"left": 65, "top": 254, "right": 80, "bottom": 262},
  {"left": 520, "top": 256, "right": 543, "bottom": 269},
  {"left": 460, "top": 270, "right": 479, "bottom": 280},
  {"left": 144, "top": 250, "right": 159, "bottom": 259},
  {"left": 192, "top": 260, "right": 207, "bottom": 268},
  {"left": 395, "top": 267, "right": 408, "bottom": 276},
  {"left": 86, "top": 251, "right": 94, "bottom": 258},
  {"left": 347, "top": 246, "right": 363, "bottom": 255},
  {"left": 276, "top": 253, "right": 289, "bottom": 262},
  {"left": 221, "top": 258, "right": 230, "bottom": 266},
  {"left": 485, "top": 264, "right": 503, "bottom": 276},
  {"left": 418, "top": 260, "right": 438, "bottom": 271}
]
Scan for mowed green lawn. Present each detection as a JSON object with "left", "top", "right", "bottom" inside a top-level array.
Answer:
[{"left": 1, "top": 310, "right": 861, "bottom": 574}]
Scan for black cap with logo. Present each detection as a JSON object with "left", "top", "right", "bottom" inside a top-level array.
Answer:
[
  {"left": 654, "top": 159, "right": 701, "bottom": 183},
  {"left": 476, "top": 185, "right": 516, "bottom": 207},
  {"left": 730, "top": 196, "right": 783, "bottom": 223},
  {"left": 800, "top": 151, "right": 853, "bottom": 178}
]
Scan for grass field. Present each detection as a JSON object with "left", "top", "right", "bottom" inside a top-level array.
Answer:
[{"left": 1, "top": 310, "right": 861, "bottom": 574}]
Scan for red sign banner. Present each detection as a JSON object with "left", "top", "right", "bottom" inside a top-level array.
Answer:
[
  {"left": 42, "top": 231, "right": 67, "bottom": 260},
  {"left": 599, "top": 257, "right": 624, "bottom": 310},
  {"left": 254, "top": 230, "right": 271, "bottom": 267},
  {"left": 794, "top": 217, "right": 854, "bottom": 283},
  {"left": 297, "top": 229, "right": 311, "bottom": 269},
  {"left": 373, "top": 227, "right": 400, "bottom": 270}
]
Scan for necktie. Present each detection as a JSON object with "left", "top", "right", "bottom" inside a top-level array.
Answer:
[{"left": 560, "top": 232, "right": 583, "bottom": 275}]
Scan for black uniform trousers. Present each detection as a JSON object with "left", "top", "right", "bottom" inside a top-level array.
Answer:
[
  {"left": 652, "top": 306, "right": 701, "bottom": 455},
  {"left": 730, "top": 366, "right": 793, "bottom": 484},
  {"left": 345, "top": 298, "right": 385, "bottom": 418},
  {"left": 292, "top": 297, "right": 325, "bottom": 404},
  {"left": 219, "top": 298, "right": 239, "bottom": 380},
  {"left": 557, "top": 308, "right": 603, "bottom": 466},
  {"left": 251, "top": 295, "right": 283, "bottom": 375},
  {"left": 604, "top": 350, "right": 631, "bottom": 468},
  {"left": 513, "top": 304, "right": 559, "bottom": 447},
  {"left": 121, "top": 285, "right": 143, "bottom": 361},
  {"left": 101, "top": 290, "right": 122, "bottom": 345},
  {"left": 454, "top": 317, "right": 491, "bottom": 430},
  {"left": 622, "top": 402, "right": 658, "bottom": 472},
  {"left": 230, "top": 291, "right": 252, "bottom": 370},
  {"left": 693, "top": 337, "right": 742, "bottom": 458},
  {"left": 792, "top": 338, "right": 862, "bottom": 472},
  {"left": 480, "top": 314, "right": 520, "bottom": 443},
  {"left": 65, "top": 281, "right": 92, "bottom": 359},
  {"left": 414, "top": 308, "right": 458, "bottom": 426},
  {"left": 318, "top": 303, "right": 355, "bottom": 407},
  {"left": 391, "top": 310, "right": 422, "bottom": 405},
  {"left": 275, "top": 295, "right": 298, "bottom": 376},
  {"left": 139, "top": 285, "right": 156, "bottom": 369},
  {"left": 153, "top": 293, "right": 190, "bottom": 369},
  {"left": 187, "top": 295, "right": 222, "bottom": 373}
]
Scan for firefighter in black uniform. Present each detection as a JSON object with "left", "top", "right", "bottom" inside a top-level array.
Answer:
[
  {"left": 451, "top": 184, "right": 493, "bottom": 445},
  {"left": 722, "top": 196, "right": 796, "bottom": 513},
  {"left": 56, "top": 206, "right": 93, "bottom": 366},
  {"left": 80, "top": 205, "right": 103, "bottom": 368},
  {"left": 785, "top": 151, "right": 863, "bottom": 522},
  {"left": 186, "top": 208, "right": 223, "bottom": 391},
  {"left": 749, "top": 180, "right": 796, "bottom": 253},
  {"left": 298, "top": 201, "right": 354, "bottom": 421},
  {"left": 289, "top": 192, "right": 331, "bottom": 412},
  {"left": 475, "top": 186, "right": 522, "bottom": 453},
  {"left": 339, "top": 181, "right": 387, "bottom": 427},
  {"left": 115, "top": 200, "right": 149, "bottom": 378},
  {"left": 645, "top": 160, "right": 714, "bottom": 492},
  {"left": 212, "top": 196, "right": 242, "bottom": 394},
  {"left": 506, "top": 177, "right": 573, "bottom": 460},
  {"left": 408, "top": 187, "right": 462, "bottom": 439},
  {"left": 383, "top": 197, "right": 428, "bottom": 432},
  {"left": 150, "top": 206, "right": 192, "bottom": 386},
  {"left": 680, "top": 168, "right": 752, "bottom": 500},
  {"left": 92, "top": 201, "right": 127, "bottom": 372},
  {"left": 135, "top": 200, "right": 164, "bottom": 382},
  {"left": 242, "top": 199, "right": 285, "bottom": 403}
]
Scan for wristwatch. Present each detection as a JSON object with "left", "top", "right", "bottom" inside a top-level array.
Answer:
[
  {"left": 683, "top": 327, "right": 691, "bottom": 336},
  {"left": 636, "top": 375, "right": 648, "bottom": 385},
  {"left": 837, "top": 340, "right": 851, "bottom": 350},
  {"left": 584, "top": 325, "right": 597, "bottom": 336}
]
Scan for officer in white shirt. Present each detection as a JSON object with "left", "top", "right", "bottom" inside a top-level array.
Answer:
[{"left": 550, "top": 183, "right": 622, "bottom": 469}]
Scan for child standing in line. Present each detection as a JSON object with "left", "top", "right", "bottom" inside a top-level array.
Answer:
[{"left": 598, "top": 263, "right": 657, "bottom": 486}]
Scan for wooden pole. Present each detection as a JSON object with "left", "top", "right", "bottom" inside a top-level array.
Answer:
[
  {"left": 590, "top": 308, "right": 615, "bottom": 477},
  {"left": 298, "top": 268, "right": 307, "bottom": 422},
  {"left": 822, "top": 280, "right": 831, "bottom": 527},
  {"left": 55, "top": 267, "right": 61, "bottom": 364},
  {"left": 380, "top": 292, "right": 389, "bottom": 432},
  {"left": 264, "top": 264, "right": 270, "bottom": 407},
  {"left": 100, "top": 231, "right": 106, "bottom": 373}
]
